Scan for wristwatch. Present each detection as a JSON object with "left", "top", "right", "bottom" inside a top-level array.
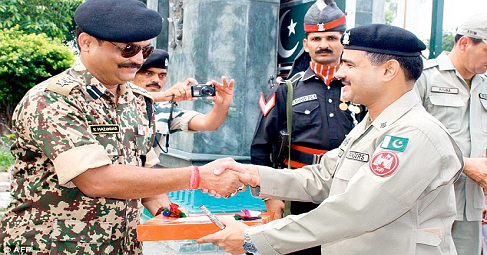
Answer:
[{"left": 243, "top": 228, "right": 258, "bottom": 254}]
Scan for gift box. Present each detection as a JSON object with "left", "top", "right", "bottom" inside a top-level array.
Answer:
[{"left": 137, "top": 212, "right": 274, "bottom": 241}]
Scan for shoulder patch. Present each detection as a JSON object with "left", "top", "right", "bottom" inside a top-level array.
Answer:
[
  {"left": 380, "top": 135, "right": 409, "bottom": 152},
  {"left": 369, "top": 151, "right": 399, "bottom": 177},
  {"left": 129, "top": 82, "right": 154, "bottom": 104},
  {"left": 46, "top": 73, "right": 80, "bottom": 96},
  {"left": 423, "top": 58, "right": 439, "bottom": 70}
]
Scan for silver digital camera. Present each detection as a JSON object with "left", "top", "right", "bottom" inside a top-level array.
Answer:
[{"left": 190, "top": 84, "right": 216, "bottom": 97}]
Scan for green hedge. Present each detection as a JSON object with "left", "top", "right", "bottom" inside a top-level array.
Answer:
[
  {"left": 0, "top": 26, "right": 75, "bottom": 127},
  {"left": 0, "top": 134, "right": 14, "bottom": 172}
]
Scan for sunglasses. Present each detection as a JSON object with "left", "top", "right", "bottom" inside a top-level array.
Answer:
[{"left": 108, "top": 41, "right": 154, "bottom": 59}]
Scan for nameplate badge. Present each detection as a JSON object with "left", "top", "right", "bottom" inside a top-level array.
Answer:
[
  {"left": 346, "top": 151, "right": 370, "bottom": 162},
  {"left": 292, "top": 94, "right": 317, "bottom": 106},
  {"left": 431, "top": 86, "right": 459, "bottom": 94},
  {"left": 90, "top": 124, "right": 120, "bottom": 134}
]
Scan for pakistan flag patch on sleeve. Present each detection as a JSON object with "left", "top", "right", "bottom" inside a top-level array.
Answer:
[{"left": 380, "top": 135, "right": 409, "bottom": 152}]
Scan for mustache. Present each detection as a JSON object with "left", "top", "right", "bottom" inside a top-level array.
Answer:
[
  {"left": 118, "top": 62, "right": 142, "bottom": 69},
  {"left": 146, "top": 82, "right": 161, "bottom": 88},
  {"left": 315, "top": 48, "right": 333, "bottom": 54}
]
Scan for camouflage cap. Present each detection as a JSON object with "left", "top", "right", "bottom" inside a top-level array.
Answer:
[{"left": 304, "top": 0, "right": 346, "bottom": 33}]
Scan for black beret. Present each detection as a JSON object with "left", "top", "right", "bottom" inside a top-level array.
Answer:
[
  {"left": 341, "top": 24, "right": 426, "bottom": 57},
  {"left": 75, "top": 0, "right": 162, "bottom": 42},
  {"left": 304, "top": 0, "right": 346, "bottom": 33},
  {"left": 141, "top": 49, "right": 169, "bottom": 70}
]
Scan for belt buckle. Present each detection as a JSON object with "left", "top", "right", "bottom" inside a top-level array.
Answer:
[{"left": 312, "top": 154, "right": 324, "bottom": 165}]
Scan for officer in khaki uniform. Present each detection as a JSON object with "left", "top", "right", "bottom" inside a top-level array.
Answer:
[
  {"left": 0, "top": 0, "right": 242, "bottom": 254},
  {"left": 198, "top": 24, "right": 463, "bottom": 255},
  {"left": 414, "top": 13, "right": 487, "bottom": 255}
]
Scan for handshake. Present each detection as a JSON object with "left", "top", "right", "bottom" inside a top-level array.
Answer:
[{"left": 196, "top": 158, "right": 260, "bottom": 198}]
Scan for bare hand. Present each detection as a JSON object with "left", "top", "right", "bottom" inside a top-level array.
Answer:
[
  {"left": 198, "top": 158, "right": 246, "bottom": 198},
  {"left": 265, "top": 199, "right": 284, "bottom": 219},
  {"left": 205, "top": 76, "right": 235, "bottom": 106},
  {"left": 197, "top": 217, "right": 248, "bottom": 255},
  {"left": 213, "top": 163, "right": 260, "bottom": 188},
  {"left": 463, "top": 157, "right": 487, "bottom": 189},
  {"left": 152, "top": 78, "right": 199, "bottom": 102}
]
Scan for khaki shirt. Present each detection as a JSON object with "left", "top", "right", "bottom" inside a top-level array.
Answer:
[
  {"left": 0, "top": 60, "right": 157, "bottom": 254},
  {"left": 250, "top": 91, "right": 463, "bottom": 255},
  {"left": 415, "top": 52, "right": 487, "bottom": 221}
]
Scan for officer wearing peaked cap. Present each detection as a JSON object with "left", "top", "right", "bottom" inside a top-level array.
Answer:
[
  {"left": 198, "top": 24, "right": 463, "bottom": 255},
  {"left": 0, "top": 0, "right": 243, "bottom": 254},
  {"left": 251, "top": 1, "right": 365, "bottom": 254},
  {"left": 414, "top": 12, "right": 487, "bottom": 255},
  {"left": 288, "top": 0, "right": 346, "bottom": 78}
]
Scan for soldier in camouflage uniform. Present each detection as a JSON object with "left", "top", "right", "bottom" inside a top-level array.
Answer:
[{"left": 0, "top": 0, "right": 242, "bottom": 254}]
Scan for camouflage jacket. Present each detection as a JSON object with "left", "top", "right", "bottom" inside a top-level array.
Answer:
[
  {"left": 152, "top": 101, "right": 200, "bottom": 155},
  {"left": 0, "top": 60, "right": 158, "bottom": 254}
]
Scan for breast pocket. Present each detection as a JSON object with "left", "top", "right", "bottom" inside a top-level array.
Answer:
[
  {"left": 330, "top": 158, "right": 363, "bottom": 195},
  {"left": 479, "top": 96, "right": 487, "bottom": 132},
  {"left": 292, "top": 101, "right": 320, "bottom": 128},
  {"left": 50, "top": 220, "right": 113, "bottom": 254},
  {"left": 415, "top": 229, "right": 443, "bottom": 255},
  {"left": 429, "top": 94, "right": 465, "bottom": 131}
]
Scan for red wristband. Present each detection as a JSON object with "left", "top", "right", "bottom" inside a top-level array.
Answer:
[{"left": 189, "top": 165, "right": 200, "bottom": 189}]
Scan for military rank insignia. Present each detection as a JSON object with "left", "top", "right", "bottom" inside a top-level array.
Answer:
[{"left": 259, "top": 92, "right": 276, "bottom": 117}]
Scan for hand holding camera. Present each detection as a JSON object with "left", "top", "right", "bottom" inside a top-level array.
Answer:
[{"left": 190, "top": 84, "right": 216, "bottom": 97}]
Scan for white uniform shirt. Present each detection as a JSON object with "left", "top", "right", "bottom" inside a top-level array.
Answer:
[
  {"left": 250, "top": 90, "right": 463, "bottom": 255},
  {"left": 415, "top": 52, "right": 487, "bottom": 221}
]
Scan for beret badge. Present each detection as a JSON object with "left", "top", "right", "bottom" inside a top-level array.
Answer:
[
  {"left": 342, "top": 31, "right": 351, "bottom": 45},
  {"left": 318, "top": 23, "right": 326, "bottom": 32}
]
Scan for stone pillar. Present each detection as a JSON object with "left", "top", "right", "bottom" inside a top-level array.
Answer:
[{"left": 159, "top": 0, "right": 280, "bottom": 166}]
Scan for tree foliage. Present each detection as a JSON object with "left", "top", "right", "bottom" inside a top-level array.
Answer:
[
  {"left": 0, "top": 0, "right": 82, "bottom": 42},
  {"left": 425, "top": 30, "right": 455, "bottom": 55},
  {"left": 0, "top": 27, "right": 75, "bottom": 127},
  {"left": 441, "top": 30, "right": 455, "bottom": 52}
]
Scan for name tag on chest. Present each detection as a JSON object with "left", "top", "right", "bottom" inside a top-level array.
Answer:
[
  {"left": 431, "top": 86, "right": 459, "bottom": 94},
  {"left": 90, "top": 124, "right": 120, "bottom": 134},
  {"left": 346, "top": 151, "right": 370, "bottom": 162},
  {"left": 292, "top": 94, "right": 317, "bottom": 106}
]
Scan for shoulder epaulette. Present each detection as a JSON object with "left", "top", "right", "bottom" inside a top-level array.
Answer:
[
  {"left": 128, "top": 82, "right": 154, "bottom": 104},
  {"left": 288, "top": 71, "right": 304, "bottom": 84},
  {"left": 423, "top": 58, "right": 439, "bottom": 70},
  {"left": 46, "top": 73, "right": 81, "bottom": 96}
]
